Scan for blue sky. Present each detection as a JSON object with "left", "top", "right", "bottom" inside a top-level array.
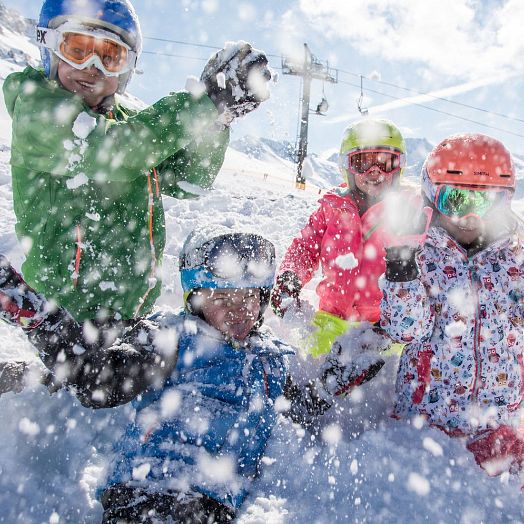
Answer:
[{"left": 6, "top": 0, "right": 524, "bottom": 157}]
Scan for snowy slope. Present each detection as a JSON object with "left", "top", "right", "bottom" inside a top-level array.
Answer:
[{"left": 0, "top": 6, "right": 523, "bottom": 524}]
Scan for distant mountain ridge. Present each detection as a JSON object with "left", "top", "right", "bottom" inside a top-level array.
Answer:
[
  {"left": 0, "top": 3, "right": 34, "bottom": 36},
  {"left": 0, "top": 2, "right": 39, "bottom": 71},
  {"left": 230, "top": 136, "right": 296, "bottom": 164}
]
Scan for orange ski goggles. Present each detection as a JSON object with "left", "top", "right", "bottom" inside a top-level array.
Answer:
[{"left": 37, "top": 25, "right": 136, "bottom": 76}]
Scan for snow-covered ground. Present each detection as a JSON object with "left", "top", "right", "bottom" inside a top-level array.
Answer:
[{"left": 0, "top": 5, "right": 524, "bottom": 523}]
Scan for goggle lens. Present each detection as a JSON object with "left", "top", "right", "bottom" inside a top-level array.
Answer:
[
  {"left": 348, "top": 149, "right": 402, "bottom": 175},
  {"left": 435, "top": 185, "right": 510, "bottom": 218},
  {"left": 59, "top": 32, "right": 128, "bottom": 73}
]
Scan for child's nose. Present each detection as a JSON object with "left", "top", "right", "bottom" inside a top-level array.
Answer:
[
  {"left": 86, "top": 64, "right": 104, "bottom": 76},
  {"left": 228, "top": 299, "right": 247, "bottom": 310}
]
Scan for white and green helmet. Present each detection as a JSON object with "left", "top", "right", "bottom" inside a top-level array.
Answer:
[{"left": 338, "top": 118, "right": 406, "bottom": 187}]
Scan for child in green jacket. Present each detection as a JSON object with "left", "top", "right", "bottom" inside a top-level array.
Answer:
[{"left": 5, "top": 0, "right": 271, "bottom": 322}]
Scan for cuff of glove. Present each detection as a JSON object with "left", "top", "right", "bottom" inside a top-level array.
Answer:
[
  {"left": 385, "top": 247, "right": 420, "bottom": 282},
  {"left": 320, "top": 356, "right": 385, "bottom": 398},
  {"left": 308, "top": 311, "right": 348, "bottom": 358}
]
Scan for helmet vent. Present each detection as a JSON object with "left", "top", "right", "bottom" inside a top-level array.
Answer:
[{"left": 446, "top": 170, "right": 463, "bottom": 175}]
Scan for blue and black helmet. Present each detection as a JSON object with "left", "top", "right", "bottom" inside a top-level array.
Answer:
[{"left": 38, "top": 0, "right": 142, "bottom": 93}]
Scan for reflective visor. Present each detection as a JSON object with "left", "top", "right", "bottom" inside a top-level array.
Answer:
[
  {"left": 59, "top": 31, "right": 129, "bottom": 73},
  {"left": 434, "top": 185, "right": 511, "bottom": 218},
  {"left": 348, "top": 148, "right": 403, "bottom": 176},
  {"left": 180, "top": 233, "right": 276, "bottom": 288}
]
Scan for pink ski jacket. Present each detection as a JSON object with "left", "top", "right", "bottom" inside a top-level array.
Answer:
[
  {"left": 380, "top": 225, "right": 524, "bottom": 435},
  {"left": 279, "top": 186, "right": 401, "bottom": 322}
]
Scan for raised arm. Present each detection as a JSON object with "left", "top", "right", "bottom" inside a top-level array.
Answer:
[
  {"left": 5, "top": 68, "right": 222, "bottom": 183},
  {"left": 29, "top": 311, "right": 178, "bottom": 408}
]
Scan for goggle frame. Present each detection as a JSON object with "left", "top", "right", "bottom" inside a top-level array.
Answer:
[
  {"left": 346, "top": 147, "right": 405, "bottom": 177},
  {"left": 434, "top": 184, "right": 511, "bottom": 220},
  {"left": 36, "top": 25, "right": 136, "bottom": 77}
]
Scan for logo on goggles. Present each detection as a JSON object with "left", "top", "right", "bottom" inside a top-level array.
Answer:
[
  {"left": 36, "top": 25, "right": 136, "bottom": 77},
  {"left": 347, "top": 147, "right": 404, "bottom": 176},
  {"left": 434, "top": 185, "right": 510, "bottom": 219},
  {"left": 36, "top": 28, "right": 48, "bottom": 45}
]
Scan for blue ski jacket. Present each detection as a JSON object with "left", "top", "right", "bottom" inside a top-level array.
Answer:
[{"left": 103, "top": 312, "right": 294, "bottom": 510}]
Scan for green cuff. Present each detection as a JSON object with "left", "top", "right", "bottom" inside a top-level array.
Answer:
[{"left": 307, "top": 310, "right": 348, "bottom": 358}]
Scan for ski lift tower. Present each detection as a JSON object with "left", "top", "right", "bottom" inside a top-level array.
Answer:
[{"left": 282, "top": 43, "right": 338, "bottom": 189}]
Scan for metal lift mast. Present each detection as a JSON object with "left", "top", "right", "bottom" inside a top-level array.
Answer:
[{"left": 282, "top": 43, "right": 338, "bottom": 189}]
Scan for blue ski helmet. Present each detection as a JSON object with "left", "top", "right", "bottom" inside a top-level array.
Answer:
[
  {"left": 38, "top": 0, "right": 142, "bottom": 93},
  {"left": 179, "top": 225, "right": 276, "bottom": 317}
]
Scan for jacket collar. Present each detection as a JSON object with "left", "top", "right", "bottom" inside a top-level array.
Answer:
[{"left": 425, "top": 225, "right": 520, "bottom": 260}]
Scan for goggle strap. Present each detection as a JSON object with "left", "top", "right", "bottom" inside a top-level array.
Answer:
[{"left": 36, "top": 27, "right": 59, "bottom": 50}]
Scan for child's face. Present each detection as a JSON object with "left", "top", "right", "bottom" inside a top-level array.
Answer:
[
  {"left": 57, "top": 60, "right": 119, "bottom": 109},
  {"left": 439, "top": 213, "right": 485, "bottom": 246},
  {"left": 354, "top": 166, "right": 394, "bottom": 198},
  {"left": 197, "top": 288, "right": 261, "bottom": 341}
]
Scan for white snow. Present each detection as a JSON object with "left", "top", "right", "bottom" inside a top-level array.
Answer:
[
  {"left": 18, "top": 416, "right": 40, "bottom": 436},
  {"left": 65, "top": 172, "right": 88, "bottom": 189},
  {"left": 0, "top": 8, "right": 523, "bottom": 524},
  {"left": 335, "top": 252, "right": 359, "bottom": 270},
  {"left": 72, "top": 112, "right": 97, "bottom": 140}
]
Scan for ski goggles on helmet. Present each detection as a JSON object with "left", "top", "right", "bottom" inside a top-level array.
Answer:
[
  {"left": 36, "top": 24, "right": 136, "bottom": 77},
  {"left": 346, "top": 148, "right": 404, "bottom": 176},
  {"left": 180, "top": 233, "right": 276, "bottom": 291},
  {"left": 434, "top": 185, "right": 511, "bottom": 219}
]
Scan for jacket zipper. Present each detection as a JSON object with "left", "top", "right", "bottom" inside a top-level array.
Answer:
[
  {"left": 469, "top": 266, "right": 482, "bottom": 401},
  {"left": 134, "top": 167, "right": 160, "bottom": 316}
]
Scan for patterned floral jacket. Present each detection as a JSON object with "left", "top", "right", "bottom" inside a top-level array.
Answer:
[{"left": 380, "top": 224, "right": 524, "bottom": 435}]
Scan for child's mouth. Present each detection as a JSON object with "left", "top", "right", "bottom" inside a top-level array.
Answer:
[{"left": 77, "top": 80, "right": 96, "bottom": 89}]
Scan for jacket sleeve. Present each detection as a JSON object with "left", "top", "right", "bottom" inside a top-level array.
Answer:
[
  {"left": 155, "top": 125, "right": 230, "bottom": 198},
  {"left": 278, "top": 204, "right": 327, "bottom": 285},
  {"left": 9, "top": 72, "right": 223, "bottom": 183},
  {"left": 28, "top": 309, "right": 178, "bottom": 408},
  {"left": 379, "top": 277, "right": 434, "bottom": 343}
]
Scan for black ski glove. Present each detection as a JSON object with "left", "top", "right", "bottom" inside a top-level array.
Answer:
[
  {"left": 201, "top": 41, "right": 272, "bottom": 120},
  {"left": 319, "top": 324, "right": 387, "bottom": 398},
  {"left": 384, "top": 246, "right": 420, "bottom": 282},
  {"left": 0, "top": 361, "right": 27, "bottom": 395},
  {"left": 0, "top": 361, "right": 53, "bottom": 396},
  {"left": 383, "top": 192, "right": 433, "bottom": 282}
]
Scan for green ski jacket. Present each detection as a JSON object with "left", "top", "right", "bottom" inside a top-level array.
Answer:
[{"left": 4, "top": 66, "right": 229, "bottom": 321}]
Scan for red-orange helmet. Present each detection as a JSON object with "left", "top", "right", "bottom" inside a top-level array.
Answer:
[{"left": 422, "top": 133, "right": 515, "bottom": 203}]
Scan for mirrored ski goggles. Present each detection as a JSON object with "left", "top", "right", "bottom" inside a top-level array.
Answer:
[
  {"left": 434, "top": 185, "right": 511, "bottom": 219},
  {"left": 180, "top": 234, "right": 276, "bottom": 288},
  {"left": 36, "top": 26, "right": 136, "bottom": 76},
  {"left": 346, "top": 148, "right": 404, "bottom": 176}
]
